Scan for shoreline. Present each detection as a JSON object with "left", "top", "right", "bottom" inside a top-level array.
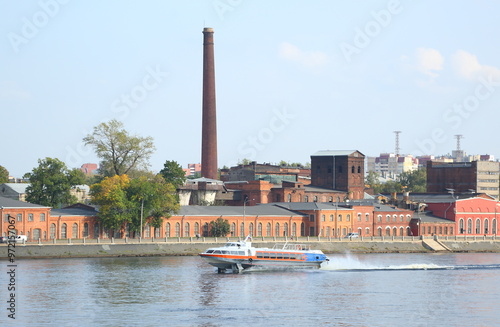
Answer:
[{"left": 4, "top": 238, "right": 500, "bottom": 259}]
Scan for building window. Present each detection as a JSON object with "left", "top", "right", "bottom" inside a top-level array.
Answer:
[
  {"left": 231, "top": 223, "right": 236, "bottom": 236},
  {"left": 33, "top": 229, "right": 41, "bottom": 240},
  {"left": 61, "top": 223, "right": 67, "bottom": 239},
  {"left": 28, "top": 213, "right": 34, "bottom": 222},
  {"left": 393, "top": 215, "right": 397, "bottom": 222},
  {"left": 321, "top": 215, "right": 325, "bottom": 222},
  {"left": 17, "top": 214, "right": 22, "bottom": 222},
  {"left": 467, "top": 218, "right": 472, "bottom": 234},
  {"left": 72, "top": 223, "right": 78, "bottom": 239},
  {"left": 266, "top": 223, "right": 272, "bottom": 236},
  {"left": 357, "top": 166, "right": 361, "bottom": 173},
  {"left": 406, "top": 215, "right": 411, "bottom": 222},
  {"left": 195, "top": 223, "right": 200, "bottom": 236},
  {"left": 184, "top": 223, "right": 190, "bottom": 237},
  {"left": 347, "top": 214, "right": 351, "bottom": 222},
  {"left": 330, "top": 214, "right": 334, "bottom": 222},
  {"left": 240, "top": 223, "right": 245, "bottom": 236},
  {"left": 365, "top": 227, "right": 370, "bottom": 235},
  {"left": 439, "top": 226, "right": 443, "bottom": 234},
  {"left": 329, "top": 196, "right": 333, "bottom": 202},
  {"left": 492, "top": 219, "right": 497, "bottom": 235},
  {"left": 444, "top": 227, "right": 448, "bottom": 235},
  {"left": 166, "top": 223, "right": 171, "bottom": 237},
  {"left": 459, "top": 218, "right": 464, "bottom": 234},
  {"left": 175, "top": 223, "right": 180, "bottom": 237},
  {"left": 400, "top": 215, "right": 404, "bottom": 222},
  {"left": 484, "top": 219, "right": 489, "bottom": 234},
  {"left": 258, "top": 223, "right": 262, "bottom": 237},
  {"left": 338, "top": 214, "right": 342, "bottom": 222},
  {"left": 203, "top": 223, "right": 209, "bottom": 237},
  {"left": 287, "top": 194, "right": 292, "bottom": 202},
  {"left": 292, "top": 223, "right": 297, "bottom": 236},
  {"left": 351, "top": 166, "right": 355, "bottom": 173},
  {"left": 309, "top": 214, "right": 315, "bottom": 222},
  {"left": 377, "top": 215, "right": 382, "bottom": 222},
  {"left": 475, "top": 219, "right": 481, "bottom": 234},
  {"left": 386, "top": 215, "right": 390, "bottom": 223},
  {"left": 357, "top": 213, "right": 361, "bottom": 222},
  {"left": 313, "top": 196, "right": 318, "bottom": 202},
  {"left": 305, "top": 196, "right": 309, "bottom": 202},
  {"left": 300, "top": 223, "right": 305, "bottom": 236},
  {"left": 366, "top": 213, "right": 370, "bottom": 222},
  {"left": 284, "top": 223, "right": 288, "bottom": 237},
  {"left": 249, "top": 223, "right": 254, "bottom": 236},
  {"left": 94, "top": 223, "right": 100, "bottom": 238},
  {"left": 275, "top": 223, "right": 280, "bottom": 236},
  {"left": 83, "top": 223, "right": 89, "bottom": 237},
  {"left": 40, "top": 213, "right": 46, "bottom": 222},
  {"left": 386, "top": 227, "right": 391, "bottom": 236}
]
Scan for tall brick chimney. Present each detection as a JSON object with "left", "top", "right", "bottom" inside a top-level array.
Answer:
[{"left": 201, "top": 27, "right": 218, "bottom": 180}]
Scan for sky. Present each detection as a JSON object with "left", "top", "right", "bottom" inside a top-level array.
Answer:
[{"left": 2, "top": 0, "right": 500, "bottom": 178}]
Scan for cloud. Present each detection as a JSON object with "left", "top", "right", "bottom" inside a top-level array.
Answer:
[
  {"left": 452, "top": 50, "right": 500, "bottom": 80},
  {"left": 415, "top": 47, "right": 444, "bottom": 78},
  {"left": 279, "top": 42, "right": 328, "bottom": 69}
]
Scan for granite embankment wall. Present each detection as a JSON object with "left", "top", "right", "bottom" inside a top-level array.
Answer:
[{"left": 4, "top": 237, "right": 500, "bottom": 259}]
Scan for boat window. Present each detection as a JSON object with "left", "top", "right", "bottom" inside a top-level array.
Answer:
[
  {"left": 269, "top": 253, "right": 277, "bottom": 259},
  {"left": 214, "top": 250, "right": 221, "bottom": 254},
  {"left": 283, "top": 253, "right": 289, "bottom": 259},
  {"left": 263, "top": 252, "right": 270, "bottom": 258},
  {"left": 206, "top": 250, "right": 214, "bottom": 253},
  {"left": 257, "top": 252, "right": 264, "bottom": 258}
]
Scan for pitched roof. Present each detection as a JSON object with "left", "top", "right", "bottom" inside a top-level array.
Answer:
[
  {"left": 1, "top": 183, "right": 29, "bottom": 194},
  {"left": 311, "top": 150, "right": 365, "bottom": 157},
  {"left": 177, "top": 204, "right": 306, "bottom": 217},
  {"left": 0, "top": 196, "right": 49, "bottom": 209}
]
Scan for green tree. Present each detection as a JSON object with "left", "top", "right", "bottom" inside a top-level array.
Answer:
[
  {"left": 0, "top": 165, "right": 9, "bottom": 183},
  {"left": 209, "top": 217, "right": 230, "bottom": 237},
  {"left": 379, "top": 180, "right": 403, "bottom": 194},
  {"left": 365, "top": 170, "right": 381, "bottom": 191},
  {"left": 23, "top": 158, "right": 85, "bottom": 207},
  {"left": 159, "top": 160, "right": 186, "bottom": 188},
  {"left": 90, "top": 174, "right": 179, "bottom": 236},
  {"left": 398, "top": 168, "right": 427, "bottom": 193},
  {"left": 83, "top": 119, "right": 155, "bottom": 177}
]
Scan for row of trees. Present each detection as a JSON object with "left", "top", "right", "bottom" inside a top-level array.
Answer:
[{"left": 365, "top": 168, "right": 427, "bottom": 194}]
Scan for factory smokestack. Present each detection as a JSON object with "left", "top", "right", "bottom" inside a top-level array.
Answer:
[{"left": 201, "top": 27, "right": 218, "bottom": 180}]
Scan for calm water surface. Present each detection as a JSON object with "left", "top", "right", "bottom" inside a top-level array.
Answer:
[{"left": 3, "top": 253, "right": 500, "bottom": 326}]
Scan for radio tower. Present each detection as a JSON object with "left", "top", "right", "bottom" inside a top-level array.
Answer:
[
  {"left": 394, "top": 131, "right": 401, "bottom": 156},
  {"left": 454, "top": 134, "right": 464, "bottom": 161}
]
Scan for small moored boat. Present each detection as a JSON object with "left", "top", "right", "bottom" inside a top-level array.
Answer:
[{"left": 199, "top": 236, "right": 329, "bottom": 273}]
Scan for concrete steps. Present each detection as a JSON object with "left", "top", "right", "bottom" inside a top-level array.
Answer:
[{"left": 422, "top": 239, "right": 451, "bottom": 252}]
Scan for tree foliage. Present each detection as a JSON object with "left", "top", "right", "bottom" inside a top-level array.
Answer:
[
  {"left": 23, "top": 158, "right": 85, "bottom": 207},
  {"left": 159, "top": 160, "right": 186, "bottom": 188},
  {"left": 398, "top": 168, "right": 427, "bottom": 193},
  {"left": 83, "top": 119, "right": 155, "bottom": 177},
  {"left": 0, "top": 165, "right": 9, "bottom": 183},
  {"left": 90, "top": 174, "right": 179, "bottom": 236},
  {"left": 209, "top": 217, "right": 230, "bottom": 237}
]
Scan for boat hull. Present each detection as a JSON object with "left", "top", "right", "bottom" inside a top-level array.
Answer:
[{"left": 199, "top": 254, "right": 324, "bottom": 271}]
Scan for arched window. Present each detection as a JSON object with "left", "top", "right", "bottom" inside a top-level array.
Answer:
[
  {"left": 357, "top": 166, "right": 361, "bottom": 173},
  {"left": 467, "top": 218, "right": 472, "bottom": 234},
  {"left": 249, "top": 223, "right": 254, "bottom": 236},
  {"left": 366, "top": 213, "right": 370, "bottom": 222},
  {"left": 52, "top": 224, "right": 58, "bottom": 239},
  {"left": 342, "top": 228, "right": 347, "bottom": 236},
  {"left": 175, "top": 222, "right": 180, "bottom": 237},
  {"left": 195, "top": 222, "right": 200, "bottom": 236},
  {"left": 386, "top": 227, "right": 391, "bottom": 236},
  {"left": 145, "top": 224, "right": 151, "bottom": 238},
  {"left": 321, "top": 215, "right": 325, "bottom": 222},
  {"left": 258, "top": 223, "right": 262, "bottom": 237},
  {"left": 300, "top": 223, "right": 305, "bottom": 236},
  {"left": 484, "top": 219, "right": 489, "bottom": 234},
  {"left": 400, "top": 215, "right": 404, "bottom": 222},
  {"left": 292, "top": 223, "right": 297, "bottom": 236},
  {"left": 365, "top": 227, "right": 370, "bottom": 235},
  {"left": 351, "top": 166, "right": 355, "bottom": 173},
  {"left": 475, "top": 219, "right": 481, "bottom": 234},
  {"left": 377, "top": 215, "right": 382, "bottom": 222},
  {"left": 166, "top": 223, "right": 171, "bottom": 237},
  {"left": 393, "top": 227, "right": 397, "bottom": 236},
  {"left": 357, "top": 213, "right": 361, "bottom": 222},
  {"left": 305, "top": 196, "right": 309, "bottom": 202},
  {"left": 275, "top": 223, "right": 280, "bottom": 236},
  {"left": 358, "top": 227, "right": 362, "bottom": 236},
  {"left": 184, "top": 222, "right": 190, "bottom": 237},
  {"left": 338, "top": 214, "right": 342, "bottom": 222},
  {"left": 231, "top": 223, "right": 236, "bottom": 236},
  {"left": 400, "top": 227, "right": 404, "bottom": 236},
  {"left": 284, "top": 223, "right": 289, "bottom": 236},
  {"left": 72, "top": 223, "right": 78, "bottom": 239},
  {"left": 386, "top": 215, "right": 391, "bottom": 223},
  {"left": 493, "top": 219, "right": 497, "bottom": 235},
  {"left": 266, "top": 223, "right": 272, "bottom": 236},
  {"left": 393, "top": 215, "right": 397, "bottom": 223},
  {"left": 313, "top": 196, "right": 318, "bottom": 202},
  {"left": 94, "top": 223, "right": 99, "bottom": 238},
  {"left": 33, "top": 229, "right": 41, "bottom": 241},
  {"left": 330, "top": 214, "right": 334, "bottom": 222},
  {"left": 459, "top": 218, "right": 464, "bottom": 234},
  {"left": 240, "top": 223, "right": 245, "bottom": 237},
  {"left": 347, "top": 214, "right": 351, "bottom": 222},
  {"left": 329, "top": 196, "right": 333, "bottom": 202},
  {"left": 378, "top": 227, "right": 382, "bottom": 236},
  {"left": 61, "top": 223, "right": 67, "bottom": 239},
  {"left": 287, "top": 194, "right": 292, "bottom": 202},
  {"left": 83, "top": 223, "right": 89, "bottom": 237},
  {"left": 203, "top": 223, "right": 209, "bottom": 237}
]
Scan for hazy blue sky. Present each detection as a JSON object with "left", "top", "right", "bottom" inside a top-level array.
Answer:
[{"left": 2, "top": 0, "right": 500, "bottom": 178}]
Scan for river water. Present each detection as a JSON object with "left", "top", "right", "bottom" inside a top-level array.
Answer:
[{"left": 3, "top": 253, "right": 500, "bottom": 326}]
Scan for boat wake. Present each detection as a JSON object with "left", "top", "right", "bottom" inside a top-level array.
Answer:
[{"left": 320, "top": 256, "right": 500, "bottom": 272}]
